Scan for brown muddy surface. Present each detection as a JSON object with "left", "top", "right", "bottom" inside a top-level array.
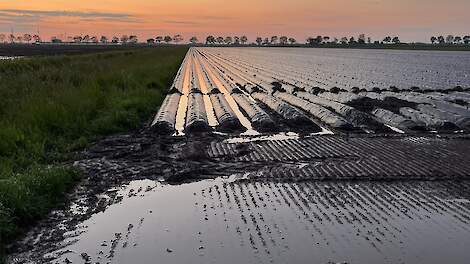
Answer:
[{"left": 7, "top": 129, "right": 470, "bottom": 264}]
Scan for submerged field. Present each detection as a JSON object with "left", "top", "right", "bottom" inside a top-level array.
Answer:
[
  {"left": 6, "top": 47, "right": 470, "bottom": 264},
  {"left": 0, "top": 46, "right": 187, "bottom": 257}
]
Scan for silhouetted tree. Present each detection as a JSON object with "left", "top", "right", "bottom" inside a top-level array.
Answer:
[
  {"left": 216, "top": 36, "right": 224, "bottom": 44},
  {"left": 33, "top": 34, "right": 41, "bottom": 43},
  {"left": 349, "top": 37, "right": 356, "bottom": 44},
  {"left": 189, "top": 36, "right": 198, "bottom": 44},
  {"left": 256, "top": 37, "right": 263, "bottom": 46},
  {"left": 454, "top": 36, "right": 462, "bottom": 44},
  {"left": 279, "top": 36, "right": 288, "bottom": 45},
  {"left": 83, "top": 35, "right": 91, "bottom": 43},
  {"left": 271, "top": 36, "right": 278, "bottom": 44},
  {"left": 112, "top": 36, "right": 119, "bottom": 43},
  {"left": 73, "top": 36, "right": 82, "bottom": 43},
  {"left": 173, "top": 34, "right": 183, "bottom": 44},
  {"left": 129, "top": 35, "right": 138, "bottom": 44},
  {"left": 263, "top": 37, "right": 270, "bottom": 45},
  {"left": 463, "top": 36, "right": 470, "bottom": 44},
  {"left": 23, "top": 34, "right": 32, "bottom": 43},
  {"left": 340, "top": 37, "right": 348, "bottom": 44},
  {"left": 99, "top": 36, "right": 108, "bottom": 43},
  {"left": 367, "top": 37, "right": 371, "bottom": 44},
  {"left": 437, "top": 36, "right": 445, "bottom": 44},
  {"left": 430, "top": 36, "right": 437, "bottom": 44},
  {"left": 358, "top": 34, "right": 366, "bottom": 44},
  {"left": 164, "top": 35, "right": 172, "bottom": 43},
  {"left": 383, "top": 36, "right": 391, "bottom": 43},
  {"left": 446, "top": 35, "right": 454, "bottom": 44},
  {"left": 234, "top": 36, "right": 240, "bottom": 45},
  {"left": 206, "top": 35, "right": 215, "bottom": 44},
  {"left": 155, "top": 36, "right": 163, "bottom": 43},
  {"left": 224, "top": 36, "right": 233, "bottom": 45},
  {"left": 8, "top": 34, "right": 15, "bottom": 43},
  {"left": 323, "top": 36, "right": 330, "bottom": 43},
  {"left": 288, "top": 37, "right": 296, "bottom": 44},
  {"left": 147, "top": 38, "right": 155, "bottom": 44},
  {"left": 392, "top": 36, "right": 400, "bottom": 44},
  {"left": 241, "top": 35, "right": 248, "bottom": 44}
]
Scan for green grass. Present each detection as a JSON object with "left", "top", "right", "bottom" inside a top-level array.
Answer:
[{"left": 0, "top": 46, "right": 188, "bottom": 259}]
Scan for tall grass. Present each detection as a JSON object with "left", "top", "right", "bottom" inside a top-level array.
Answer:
[{"left": 0, "top": 47, "right": 188, "bottom": 258}]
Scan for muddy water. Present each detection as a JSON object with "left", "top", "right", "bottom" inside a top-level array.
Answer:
[{"left": 50, "top": 179, "right": 470, "bottom": 264}]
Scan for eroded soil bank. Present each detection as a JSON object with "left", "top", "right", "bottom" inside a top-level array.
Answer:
[{"left": 7, "top": 128, "right": 470, "bottom": 264}]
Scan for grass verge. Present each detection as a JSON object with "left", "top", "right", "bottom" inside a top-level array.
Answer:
[{"left": 0, "top": 46, "right": 188, "bottom": 260}]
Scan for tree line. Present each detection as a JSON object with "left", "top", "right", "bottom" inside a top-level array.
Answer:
[
  {"left": 1, "top": 33, "right": 470, "bottom": 45},
  {"left": 430, "top": 35, "right": 470, "bottom": 44}
]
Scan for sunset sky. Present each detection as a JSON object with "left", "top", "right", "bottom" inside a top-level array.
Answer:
[{"left": 0, "top": 0, "right": 469, "bottom": 43}]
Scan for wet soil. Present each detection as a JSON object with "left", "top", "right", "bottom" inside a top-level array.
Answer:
[{"left": 6, "top": 125, "right": 470, "bottom": 263}]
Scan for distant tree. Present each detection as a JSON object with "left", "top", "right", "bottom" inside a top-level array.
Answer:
[
  {"left": 51, "top": 36, "right": 62, "bottom": 43},
  {"left": 91, "top": 36, "right": 98, "bottom": 43},
  {"left": 367, "top": 37, "right": 371, "bottom": 44},
  {"left": 189, "top": 36, "right": 198, "bottom": 44},
  {"left": 112, "top": 36, "right": 119, "bottom": 43},
  {"left": 454, "top": 36, "right": 462, "bottom": 44},
  {"left": 164, "top": 35, "right": 172, "bottom": 43},
  {"left": 383, "top": 36, "right": 391, "bottom": 43},
  {"left": 271, "top": 36, "right": 278, "bottom": 44},
  {"left": 73, "top": 36, "right": 82, "bottom": 43},
  {"left": 279, "top": 36, "right": 288, "bottom": 45},
  {"left": 358, "top": 34, "right": 366, "bottom": 44},
  {"left": 216, "top": 36, "right": 224, "bottom": 44},
  {"left": 430, "top": 36, "right": 437, "bottom": 44},
  {"left": 323, "top": 36, "right": 330, "bottom": 43},
  {"left": 349, "top": 37, "right": 356, "bottom": 44},
  {"left": 147, "top": 38, "right": 155, "bottom": 44},
  {"left": 173, "top": 34, "right": 183, "bottom": 44},
  {"left": 437, "top": 36, "right": 444, "bottom": 44},
  {"left": 240, "top": 35, "right": 248, "bottom": 44},
  {"left": 392, "top": 36, "right": 400, "bottom": 44},
  {"left": 224, "top": 36, "right": 233, "bottom": 45},
  {"left": 256, "top": 37, "right": 263, "bottom": 46},
  {"left": 205, "top": 35, "right": 215, "bottom": 44},
  {"left": 83, "top": 35, "right": 90, "bottom": 43},
  {"left": 340, "top": 37, "right": 348, "bottom": 44},
  {"left": 100, "top": 36, "right": 108, "bottom": 44},
  {"left": 0, "top": 34, "right": 5, "bottom": 43},
  {"left": 307, "top": 36, "right": 323, "bottom": 45},
  {"left": 288, "top": 37, "right": 296, "bottom": 44},
  {"left": 446, "top": 35, "right": 454, "bottom": 44},
  {"left": 333, "top": 37, "right": 339, "bottom": 44},
  {"left": 23, "top": 34, "right": 32, "bottom": 43},
  {"left": 8, "top": 34, "right": 15, "bottom": 43},
  {"left": 234, "top": 36, "right": 240, "bottom": 45},
  {"left": 16, "top": 36, "right": 23, "bottom": 43},
  {"left": 129, "top": 35, "right": 138, "bottom": 44},
  {"left": 464, "top": 36, "right": 470, "bottom": 45},
  {"left": 263, "top": 37, "right": 270, "bottom": 45},
  {"left": 437, "top": 35, "right": 445, "bottom": 44}
]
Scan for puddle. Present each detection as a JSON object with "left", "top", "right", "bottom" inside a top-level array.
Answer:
[
  {"left": 224, "top": 128, "right": 333, "bottom": 144},
  {"left": 45, "top": 179, "right": 470, "bottom": 264}
]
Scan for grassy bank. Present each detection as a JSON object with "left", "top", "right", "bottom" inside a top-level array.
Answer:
[{"left": 0, "top": 46, "right": 188, "bottom": 259}]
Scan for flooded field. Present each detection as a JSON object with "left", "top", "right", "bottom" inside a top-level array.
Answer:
[
  {"left": 11, "top": 179, "right": 470, "bottom": 264},
  {"left": 8, "top": 47, "right": 470, "bottom": 264}
]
